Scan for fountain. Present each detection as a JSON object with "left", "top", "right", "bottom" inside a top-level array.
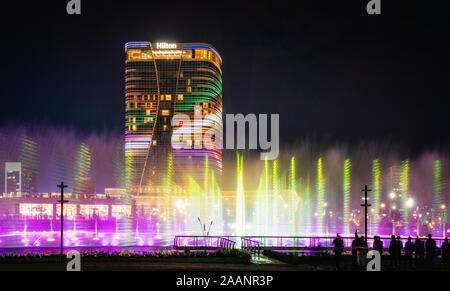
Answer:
[{"left": 0, "top": 125, "right": 449, "bottom": 250}]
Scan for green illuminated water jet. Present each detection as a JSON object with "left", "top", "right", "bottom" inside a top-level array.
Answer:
[
  {"left": 370, "top": 159, "right": 381, "bottom": 235},
  {"left": 235, "top": 152, "right": 245, "bottom": 236},
  {"left": 316, "top": 158, "right": 325, "bottom": 234},
  {"left": 288, "top": 157, "right": 298, "bottom": 235},
  {"left": 432, "top": 160, "right": 446, "bottom": 233},
  {"left": 272, "top": 158, "right": 280, "bottom": 234},
  {"left": 343, "top": 158, "right": 351, "bottom": 235},
  {"left": 400, "top": 160, "right": 410, "bottom": 234}
]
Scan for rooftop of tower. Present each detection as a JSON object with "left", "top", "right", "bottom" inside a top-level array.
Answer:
[{"left": 124, "top": 41, "right": 222, "bottom": 63}]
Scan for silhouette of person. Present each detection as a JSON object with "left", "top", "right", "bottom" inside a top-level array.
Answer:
[
  {"left": 357, "top": 236, "right": 368, "bottom": 269},
  {"left": 396, "top": 236, "right": 403, "bottom": 267},
  {"left": 441, "top": 238, "right": 450, "bottom": 267},
  {"left": 404, "top": 236, "right": 414, "bottom": 267},
  {"left": 333, "top": 233, "right": 344, "bottom": 269},
  {"left": 373, "top": 235, "right": 383, "bottom": 255},
  {"left": 389, "top": 235, "right": 397, "bottom": 268},
  {"left": 425, "top": 234, "right": 436, "bottom": 261},
  {"left": 414, "top": 236, "right": 425, "bottom": 268}
]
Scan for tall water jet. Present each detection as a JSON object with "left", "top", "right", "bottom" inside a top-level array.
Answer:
[
  {"left": 210, "top": 171, "right": 223, "bottom": 234},
  {"left": 203, "top": 155, "right": 209, "bottom": 202},
  {"left": 74, "top": 143, "right": 91, "bottom": 182},
  {"left": 400, "top": 160, "right": 410, "bottom": 234},
  {"left": 235, "top": 152, "right": 245, "bottom": 236},
  {"left": 254, "top": 159, "right": 269, "bottom": 234},
  {"left": 161, "top": 152, "right": 174, "bottom": 238},
  {"left": 432, "top": 160, "right": 446, "bottom": 236},
  {"left": 125, "top": 147, "right": 133, "bottom": 194},
  {"left": 288, "top": 156, "right": 297, "bottom": 235},
  {"left": 264, "top": 158, "right": 270, "bottom": 235},
  {"left": 296, "top": 177, "right": 303, "bottom": 234},
  {"left": 272, "top": 158, "right": 280, "bottom": 234},
  {"left": 113, "top": 141, "right": 125, "bottom": 189},
  {"left": 304, "top": 175, "right": 312, "bottom": 234},
  {"left": 343, "top": 158, "right": 351, "bottom": 235},
  {"left": 370, "top": 159, "right": 381, "bottom": 235},
  {"left": 315, "top": 158, "right": 325, "bottom": 234}
]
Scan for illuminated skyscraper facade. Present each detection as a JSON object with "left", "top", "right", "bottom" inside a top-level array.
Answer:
[
  {"left": 124, "top": 42, "right": 223, "bottom": 195},
  {"left": 5, "top": 162, "right": 21, "bottom": 197}
]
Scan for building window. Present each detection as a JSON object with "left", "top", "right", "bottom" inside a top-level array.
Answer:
[
  {"left": 165, "top": 95, "right": 172, "bottom": 101},
  {"left": 161, "top": 110, "right": 169, "bottom": 116},
  {"left": 177, "top": 94, "right": 183, "bottom": 100}
]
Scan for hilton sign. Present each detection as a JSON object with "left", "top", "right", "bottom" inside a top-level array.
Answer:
[{"left": 156, "top": 42, "right": 178, "bottom": 49}]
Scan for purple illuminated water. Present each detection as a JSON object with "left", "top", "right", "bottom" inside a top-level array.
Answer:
[{"left": 1, "top": 125, "right": 450, "bottom": 252}]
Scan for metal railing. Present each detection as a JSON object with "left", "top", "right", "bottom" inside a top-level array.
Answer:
[
  {"left": 174, "top": 235, "right": 448, "bottom": 253},
  {"left": 173, "top": 235, "right": 238, "bottom": 251},
  {"left": 239, "top": 235, "right": 448, "bottom": 252},
  {"left": 241, "top": 237, "right": 262, "bottom": 255}
]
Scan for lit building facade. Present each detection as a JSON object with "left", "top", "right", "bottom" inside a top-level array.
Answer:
[
  {"left": 124, "top": 42, "right": 223, "bottom": 194},
  {"left": 5, "top": 162, "right": 21, "bottom": 197}
]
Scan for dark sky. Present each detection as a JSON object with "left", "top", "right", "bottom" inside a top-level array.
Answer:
[{"left": 1, "top": 0, "right": 449, "bottom": 154}]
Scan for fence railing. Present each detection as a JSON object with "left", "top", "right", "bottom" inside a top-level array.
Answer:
[
  {"left": 241, "top": 237, "right": 262, "bottom": 254},
  {"left": 173, "top": 235, "right": 238, "bottom": 251},
  {"left": 173, "top": 235, "right": 447, "bottom": 253},
  {"left": 239, "top": 235, "right": 448, "bottom": 251}
]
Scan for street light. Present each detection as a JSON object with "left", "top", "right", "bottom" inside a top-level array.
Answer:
[
  {"left": 406, "top": 198, "right": 414, "bottom": 208},
  {"left": 389, "top": 192, "right": 396, "bottom": 200}
]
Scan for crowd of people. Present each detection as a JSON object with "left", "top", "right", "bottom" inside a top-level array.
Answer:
[{"left": 332, "top": 231, "right": 450, "bottom": 270}]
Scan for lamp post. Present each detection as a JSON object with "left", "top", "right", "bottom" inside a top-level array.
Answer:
[
  {"left": 441, "top": 204, "right": 446, "bottom": 238},
  {"left": 57, "top": 182, "right": 68, "bottom": 263},
  {"left": 361, "top": 186, "right": 372, "bottom": 242}
]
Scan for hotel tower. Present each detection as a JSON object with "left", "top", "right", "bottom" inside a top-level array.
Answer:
[{"left": 124, "top": 42, "right": 223, "bottom": 195}]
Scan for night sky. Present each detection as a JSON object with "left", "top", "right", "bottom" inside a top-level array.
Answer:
[{"left": 1, "top": 0, "right": 449, "bottom": 154}]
